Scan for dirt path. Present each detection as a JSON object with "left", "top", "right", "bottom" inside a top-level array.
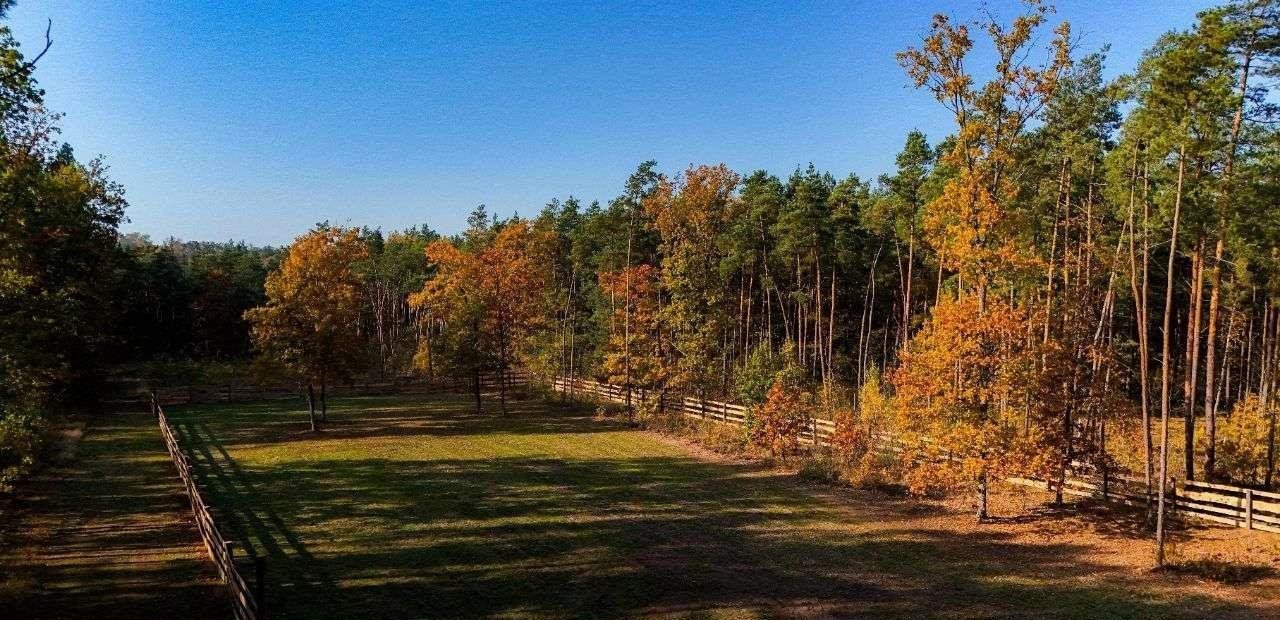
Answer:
[{"left": 0, "top": 412, "right": 227, "bottom": 619}]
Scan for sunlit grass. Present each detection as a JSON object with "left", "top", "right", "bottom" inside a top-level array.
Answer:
[{"left": 168, "top": 393, "right": 1268, "bottom": 620}]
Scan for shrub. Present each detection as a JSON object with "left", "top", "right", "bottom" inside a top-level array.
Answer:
[
  {"left": 751, "top": 377, "right": 811, "bottom": 461},
  {"left": 733, "top": 341, "right": 784, "bottom": 407},
  {"left": 831, "top": 367, "right": 896, "bottom": 487},
  {"left": 700, "top": 419, "right": 749, "bottom": 454},
  {"left": 1207, "top": 394, "right": 1275, "bottom": 485},
  {"left": 0, "top": 400, "right": 47, "bottom": 490}
]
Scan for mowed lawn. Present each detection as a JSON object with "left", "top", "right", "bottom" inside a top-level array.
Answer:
[{"left": 169, "top": 393, "right": 1278, "bottom": 620}]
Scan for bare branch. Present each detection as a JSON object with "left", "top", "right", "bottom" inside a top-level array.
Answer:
[{"left": 0, "top": 19, "right": 53, "bottom": 84}]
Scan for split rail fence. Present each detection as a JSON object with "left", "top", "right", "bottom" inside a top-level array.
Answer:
[
  {"left": 553, "top": 376, "right": 1280, "bottom": 534},
  {"left": 142, "top": 370, "right": 530, "bottom": 406},
  {"left": 154, "top": 397, "right": 266, "bottom": 620}
]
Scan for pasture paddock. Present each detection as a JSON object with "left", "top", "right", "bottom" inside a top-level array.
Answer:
[{"left": 162, "top": 392, "right": 1279, "bottom": 619}]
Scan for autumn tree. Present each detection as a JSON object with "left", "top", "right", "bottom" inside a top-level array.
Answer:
[
  {"left": 411, "top": 221, "right": 553, "bottom": 413},
  {"left": 599, "top": 264, "right": 663, "bottom": 419},
  {"left": 891, "top": 296, "right": 1051, "bottom": 519},
  {"left": 246, "top": 227, "right": 369, "bottom": 432},
  {"left": 894, "top": 0, "right": 1071, "bottom": 520},
  {"left": 645, "top": 164, "right": 742, "bottom": 406}
]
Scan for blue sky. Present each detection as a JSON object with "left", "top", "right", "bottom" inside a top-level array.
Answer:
[{"left": 8, "top": 1, "right": 1213, "bottom": 245}]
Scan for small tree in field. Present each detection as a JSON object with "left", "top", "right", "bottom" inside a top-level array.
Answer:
[
  {"left": 245, "top": 227, "right": 368, "bottom": 432},
  {"left": 831, "top": 367, "right": 893, "bottom": 485},
  {"left": 1206, "top": 394, "right": 1276, "bottom": 486}
]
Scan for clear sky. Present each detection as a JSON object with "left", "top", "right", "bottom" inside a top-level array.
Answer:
[{"left": 8, "top": 1, "right": 1214, "bottom": 246}]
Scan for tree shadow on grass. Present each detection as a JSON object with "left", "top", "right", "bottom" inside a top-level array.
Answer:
[
  {"left": 173, "top": 394, "right": 618, "bottom": 448},
  {"left": 172, "top": 397, "right": 1274, "bottom": 620}
]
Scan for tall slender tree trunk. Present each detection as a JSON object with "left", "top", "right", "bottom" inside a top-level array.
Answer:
[
  {"left": 320, "top": 376, "right": 328, "bottom": 422},
  {"left": 623, "top": 214, "right": 635, "bottom": 420},
  {"left": 1184, "top": 243, "right": 1205, "bottom": 480},
  {"left": 903, "top": 234, "right": 914, "bottom": 349},
  {"left": 828, "top": 268, "right": 836, "bottom": 377},
  {"left": 1156, "top": 145, "right": 1186, "bottom": 568},
  {"left": 1126, "top": 155, "right": 1154, "bottom": 495},
  {"left": 977, "top": 470, "right": 989, "bottom": 522}
]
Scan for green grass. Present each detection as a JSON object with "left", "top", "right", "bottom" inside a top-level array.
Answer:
[
  {"left": 0, "top": 413, "right": 225, "bottom": 619},
  {"left": 168, "top": 393, "right": 1268, "bottom": 620}
]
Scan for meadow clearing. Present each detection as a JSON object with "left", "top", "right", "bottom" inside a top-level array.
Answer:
[{"left": 138, "top": 392, "right": 1280, "bottom": 619}]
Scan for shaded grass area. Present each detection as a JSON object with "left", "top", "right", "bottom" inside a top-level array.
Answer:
[
  {"left": 0, "top": 412, "right": 226, "bottom": 619},
  {"left": 170, "top": 393, "right": 1273, "bottom": 619}
]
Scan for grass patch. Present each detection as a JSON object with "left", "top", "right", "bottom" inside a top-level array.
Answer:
[{"left": 167, "top": 392, "right": 1275, "bottom": 620}]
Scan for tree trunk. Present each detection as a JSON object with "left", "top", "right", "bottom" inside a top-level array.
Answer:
[
  {"left": 472, "top": 367, "right": 482, "bottom": 414},
  {"left": 976, "top": 470, "right": 989, "bottom": 522},
  {"left": 320, "top": 377, "right": 328, "bottom": 422},
  {"left": 1184, "top": 243, "right": 1205, "bottom": 480},
  {"left": 1204, "top": 50, "right": 1252, "bottom": 480},
  {"left": 1156, "top": 145, "right": 1186, "bottom": 568},
  {"left": 1126, "top": 153, "right": 1154, "bottom": 495},
  {"left": 306, "top": 383, "right": 318, "bottom": 432}
]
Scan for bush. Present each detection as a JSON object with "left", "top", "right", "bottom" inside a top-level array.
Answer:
[
  {"left": 797, "top": 451, "right": 839, "bottom": 482},
  {"left": 1207, "top": 394, "right": 1275, "bottom": 485},
  {"left": 751, "top": 377, "right": 811, "bottom": 461},
  {"left": 830, "top": 368, "right": 898, "bottom": 487},
  {"left": 700, "top": 419, "right": 750, "bottom": 454},
  {"left": 734, "top": 342, "right": 783, "bottom": 407},
  {"left": 0, "top": 400, "right": 48, "bottom": 490}
]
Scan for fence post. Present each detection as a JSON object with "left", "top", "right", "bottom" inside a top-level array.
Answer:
[
  {"left": 150, "top": 389, "right": 159, "bottom": 417},
  {"left": 254, "top": 555, "right": 267, "bottom": 618},
  {"left": 1246, "top": 488, "right": 1254, "bottom": 530}
]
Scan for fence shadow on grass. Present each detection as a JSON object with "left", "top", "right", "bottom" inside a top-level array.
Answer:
[
  {"left": 171, "top": 395, "right": 1273, "bottom": 620},
  {"left": 0, "top": 414, "right": 226, "bottom": 620}
]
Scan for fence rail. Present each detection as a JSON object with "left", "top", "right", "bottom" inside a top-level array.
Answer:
[
  {"left": 154, "top": 397, "right": 266, "bottom": 620},
  {"left": 141, "top": 371, "right": 530, "bottom": 406},
  {"left": 553, "top": 376, "right": 1280, "bottom": 535}
]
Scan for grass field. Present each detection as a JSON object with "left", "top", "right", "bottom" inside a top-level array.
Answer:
[
  {"left": 0, "top": 413, "right": 225, "bottom": 619},
  {"left": 167, "top": 392, "right": 1280, "bottom": 620}
]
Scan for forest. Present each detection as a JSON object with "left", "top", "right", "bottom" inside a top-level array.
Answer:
[{"left": 4, "top": 0, "right": 1280, "bottom": 576}]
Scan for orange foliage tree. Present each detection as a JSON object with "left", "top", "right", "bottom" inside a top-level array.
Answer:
[
  {"left": 891, "top": 295, "right": 1053, "bottom": 519},
  {"left": 410, "top": 221, "right": 553, "bottom": 413},
  {"left": 893, "top": 0, "right": 1071, "bottom": 519},
  {"left": 245, "top": 227, "right": 369, "bottom": 432},
  {"left": 599, "top": 263, "right": 664, "bottom": 415},
  {"left": 751, "top": 360, "right": 812, "bottom": 461},
  {"left": 644, "top": 164, "right": 742, "bottom": 402}
]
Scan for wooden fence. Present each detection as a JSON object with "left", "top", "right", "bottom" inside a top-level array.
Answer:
[
  {"left": 553, "top": 376, "right": 1280, "bottom": 535},
  {"left": 153, "top": 396, "right": 266, "bottom": 620},
  {"left": 142, "top": 370, "right": 531, "bottom": 406}
]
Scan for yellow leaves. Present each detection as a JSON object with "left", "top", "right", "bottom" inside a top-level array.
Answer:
[
  {"left": 645, "top": 164, "right": 741, "bottom": 245},
  {"left": 890, "top": 294, "right": 1052, "bottom": 494},
  {"left": 901, "top": 2, "right": 1069, "bottom": 299},
  {"left": 1208, "top": 394, "right": 1276, "bottom": 485},
  {"left": 599, "top": 264, "right": 663, "bottom": 388},
  {"left": 246, "top": 227, "right": 369, "bottom": 380},
  {"left": 410, "top": 221, "right": 553, "bottom": 372}
]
